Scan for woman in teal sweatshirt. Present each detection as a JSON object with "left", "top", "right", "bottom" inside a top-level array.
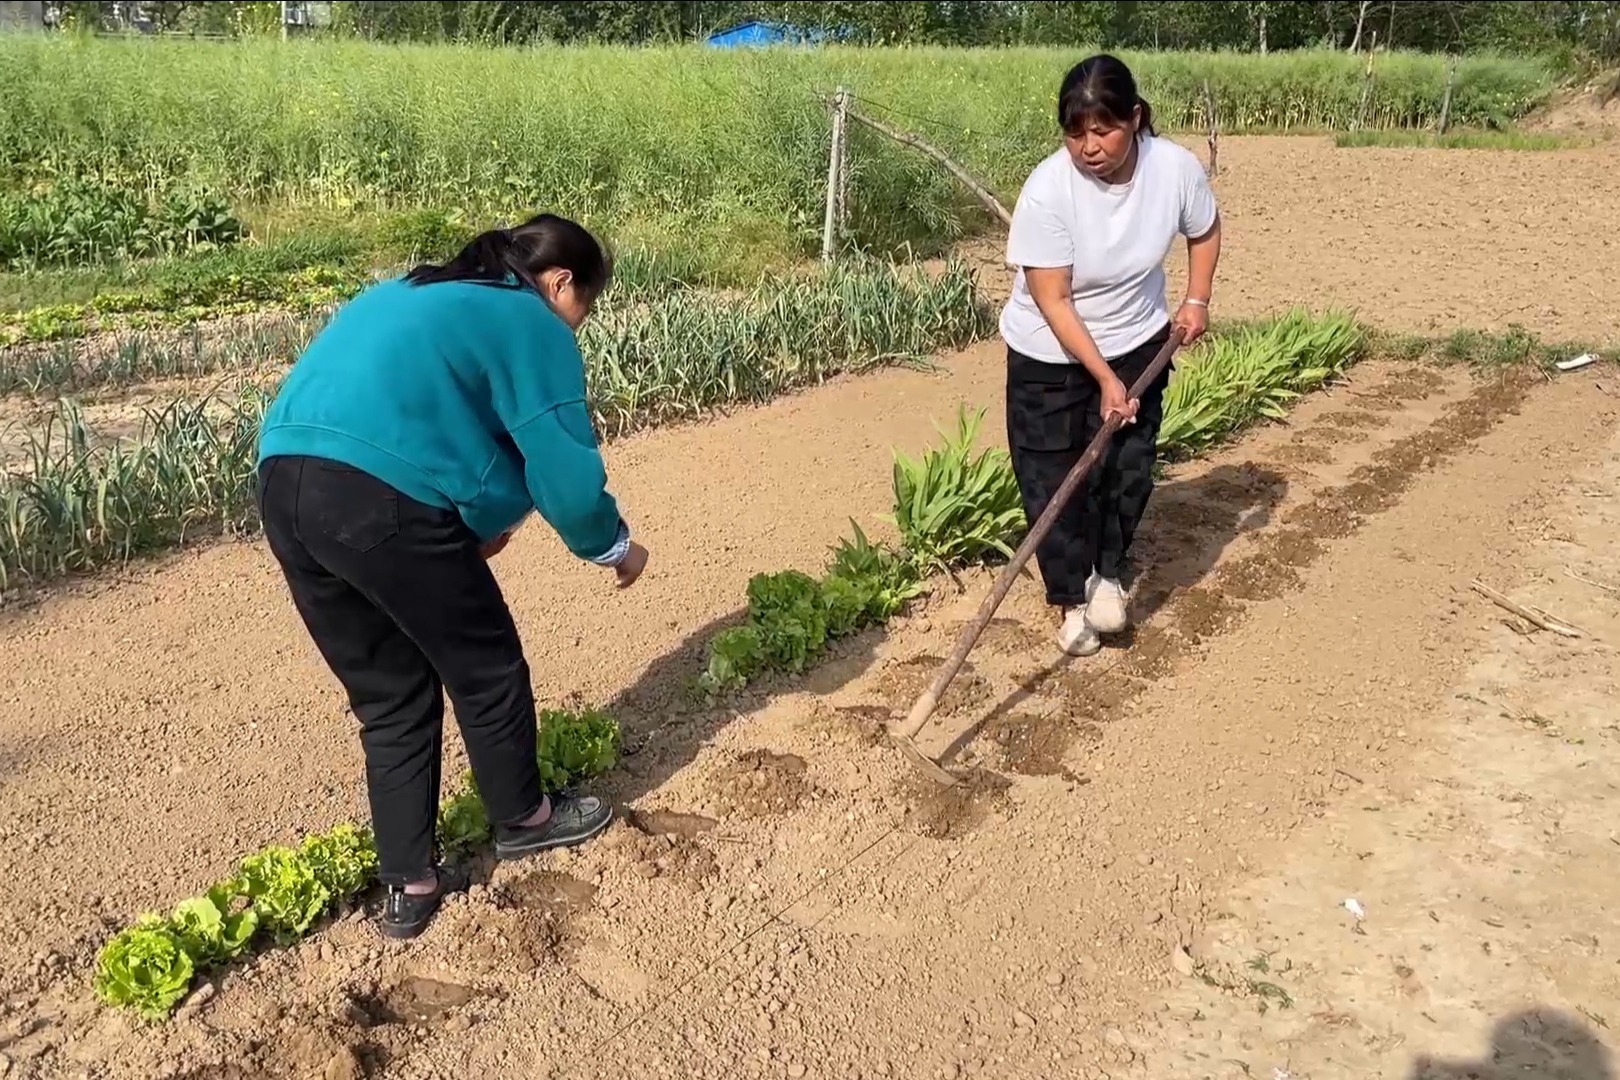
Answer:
[{"left": 256, "top": 213, "right": 645, "bottom": 939}]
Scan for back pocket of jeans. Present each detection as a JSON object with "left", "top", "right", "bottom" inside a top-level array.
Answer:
[{"left": 308, "top": 462, "right": 400, "bottom": 553}]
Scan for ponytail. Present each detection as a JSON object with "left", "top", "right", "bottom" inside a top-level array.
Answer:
[
  {"left": 405, "top": 229, "right": 529, "bottom": 289},
  {"left": 1136, "top": 97, "right": 1157, "bottom": 138},
  {"left": 404, "top": 213, "right": 612, "bottom": 299}
]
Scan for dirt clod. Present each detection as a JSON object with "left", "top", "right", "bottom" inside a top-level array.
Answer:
[
  {"left": 627, "top": 808, "right": 719, "bottom": 840},
  {"left": 903, "top": 768, "right": 1014, "bottom": 839},
  {"left": 880, "top": 655, "right": 992, "bottom": 718},
  {"left": 709, "top": 750, "right": 813, "bottom": 819}
]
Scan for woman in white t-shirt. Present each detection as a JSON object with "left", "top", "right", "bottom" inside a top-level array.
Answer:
[{"left": 1001, "top": 53, "right": 1222, "bottom": 658}]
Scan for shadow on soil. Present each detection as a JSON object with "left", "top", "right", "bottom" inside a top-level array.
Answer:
[
  {"left": 1408, "top": 1008, "right": 1615, "bottom": 1079},
  {"left": 588, "top": 459, "right": 1288, "bottom": 797},
  {"left": 590, "top": 602, "right": 888, "bottom": 810},
  {"left": 934, "top": 460, "right": 1289, "bottom": 765}
]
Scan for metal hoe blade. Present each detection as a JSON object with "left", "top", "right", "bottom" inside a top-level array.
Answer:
[{"left": 890, "top": 327, "right": 1188, "bottom": 785}]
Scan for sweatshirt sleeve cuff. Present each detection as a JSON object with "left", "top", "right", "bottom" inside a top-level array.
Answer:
[{"left": 585, "top": 520, "right": 632, "bottom": 567}]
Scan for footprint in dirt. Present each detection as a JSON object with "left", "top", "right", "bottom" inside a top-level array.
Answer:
[
  {"left": 438, "top": 870, "right": 598, "bottom": 974},
  {"left": 802, "top": 703, "right": 891, "bottom": 748},
  {"left": 1318, "top": 408, "right": 1392, "bottom": 430},
  {"left": 351, "top": 975, "right": 491, "bottom": 1028},
  {"left": 982, "top": 710, "right": 1098, "bottom": 781},
  {"left": 898, "top": 766, "right": 1014, "bottom": 840}
]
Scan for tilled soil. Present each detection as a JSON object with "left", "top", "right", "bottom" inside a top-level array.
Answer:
[
  {"left": 1, "top": 134, "right": 1619, "bottom": 1079},
  {"left": 4, "top": 354, "right": 1611, "bottom": 1080}
]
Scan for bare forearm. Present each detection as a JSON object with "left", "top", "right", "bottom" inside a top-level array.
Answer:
[
  {"left": 1026, "top": 270, "right": 1116, "bottom": 386},
  {"left": 1185, "top": 216, "right": 1221, "bottom": 304}
]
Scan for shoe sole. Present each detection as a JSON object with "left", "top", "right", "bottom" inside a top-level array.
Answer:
[
  {"left": 493, "top": 804, "right": 616, "bottom": 861},
  {"left": 380, "top": 915, "right": 434, "bottom": 941}
]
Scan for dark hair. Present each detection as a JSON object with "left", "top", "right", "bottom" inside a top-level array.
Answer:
[
  {"left": 1058, "top": 53, "right": 1156, "bottom": 139},
  {"left": 405, "top": 212, "right": 613, "bottom": 300}
]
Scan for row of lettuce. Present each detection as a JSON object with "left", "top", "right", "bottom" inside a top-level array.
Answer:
[
  {"left": 95, "top": 707, "right": 621, "bottom": 1021},
  {"left": 92, "top": 306, "right": 1369, "bottom": 1023}
]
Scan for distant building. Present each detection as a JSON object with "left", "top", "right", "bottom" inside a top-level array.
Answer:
[
  {"left": 0, "top": 0, "right": 45, "bottom": 32},
  {"left": 705, "top": 20, "right": 841, "bottom": 49},
  {"left": 282, "top": 1, "right": 333, "bottom": 32}
]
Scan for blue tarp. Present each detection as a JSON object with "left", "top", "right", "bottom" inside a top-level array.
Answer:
[{"left": 705, "top": 21, "right": 844, "bottom": 48}]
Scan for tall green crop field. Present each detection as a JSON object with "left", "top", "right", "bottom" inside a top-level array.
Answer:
[{"left": 0, "top": 38, "right": 1557, "bottom": 263}]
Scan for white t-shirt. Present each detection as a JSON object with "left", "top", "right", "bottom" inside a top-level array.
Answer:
[{"left": 1000, "top": 135, "right": 1218, "bottom": 363}]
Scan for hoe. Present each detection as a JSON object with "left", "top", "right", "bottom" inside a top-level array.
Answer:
[{"left": 891, "top": 326, "right": 1187, "bottom": 786}]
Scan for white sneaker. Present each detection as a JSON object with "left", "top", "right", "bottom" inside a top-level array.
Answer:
[
  {"left": 1085, "top": 575, "right": 1129, "bottom": 634},
  {"left": 1059, "top": 606, "right": 1101, "bottom": 656}
]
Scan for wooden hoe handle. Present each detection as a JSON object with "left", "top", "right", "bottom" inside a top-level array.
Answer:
[{"left": 894, "top": 326, "right": 1187, "bottom": 743}]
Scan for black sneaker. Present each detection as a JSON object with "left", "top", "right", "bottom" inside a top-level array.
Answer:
[
  {"left": 379, "top": 862, "right": 471, "bottom": 941},
  {"left": 493, "top": 794, "right": 615, "bottom": 861}
]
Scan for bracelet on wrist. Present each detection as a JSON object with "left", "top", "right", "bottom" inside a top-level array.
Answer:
[{"left": 1184, "top": 298, "right": 1209, "bottom": 308}]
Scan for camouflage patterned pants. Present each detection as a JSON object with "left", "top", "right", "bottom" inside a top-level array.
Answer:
[{"left": 1004, "top": 323, "right": 1173, "bottom": 607}]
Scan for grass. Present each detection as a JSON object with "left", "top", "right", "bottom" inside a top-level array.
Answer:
[
  {"left": 0, "top": 228, "right": 367, "bottom": 314},
  {"left": 0, "top": 38, "right": 1559, "bottom": 266},
  {"left": 0, "top": 234, "right": 710, "bottom": 349},
  {"left": 1332, "top": 128, "right": 1598, "bottom": 150},
  {"left": 1366, "top": 322, "right": 1611, "bottom": 371},
  {"left": 0, "top": 316, "right": 316, "bottom": 398},
  {"left": 0, "top": 258, "right": 990, "bottom": 594}
]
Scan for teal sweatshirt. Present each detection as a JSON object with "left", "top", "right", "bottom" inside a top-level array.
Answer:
[{"left": 256, "top": 275, "right": 627, "bottom": 560}]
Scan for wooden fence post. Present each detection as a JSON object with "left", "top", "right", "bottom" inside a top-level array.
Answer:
[
  {"left": 1203, "top": 79, "right": 1219, "bottom": 178},
  {"left": 1354, "top": 31, "right": 1378, "bottom": 131},
  {"left": 837, "top": 90, "right": 852, "bottom": 239},
  {"left": 1437, "top": 55, "right": 1458, "bottom": 135},
  {"left": 822, "top": 86, "right": 849, "bottom": 264}
]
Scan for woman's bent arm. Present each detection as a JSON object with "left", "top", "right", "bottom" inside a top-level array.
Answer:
[
  {"left": 510, "top": 400, "right": 629, "bottom": 564},
  {"left": 1024, "top": 267, "right": 1116, "bottom": 385},
  {"left": 1185, "top": 213, "right": 1221, "bottom": 306},
  {"left": 1025, "top": 267, "right": 1138, "bottom": 422}
]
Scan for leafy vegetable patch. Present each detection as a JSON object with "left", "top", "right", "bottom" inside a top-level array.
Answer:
[{"left": 92, "top": 707, "right": 620, "bottom": 1021}]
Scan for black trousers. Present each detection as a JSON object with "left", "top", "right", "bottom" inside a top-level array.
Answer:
[
  {"left": 256, "top": 455, "right": 543, "bottom": 886},
  {"left": 1004, "top": 323, "right": 1173, "bottom": 608}
]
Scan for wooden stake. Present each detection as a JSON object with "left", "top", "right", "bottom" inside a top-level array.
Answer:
[
  {"left": 1354, "top": 32, "right": 1378, "bottom": 131},
  {"left": 836, "top": 92, "right": 851, "bottom": 237},
  {"left": 821, "top": 87, "right": 848, "bottom": 263},
  {"left": 1437, "top": 55, "right": 1457, "bottom": 135},
  {"left": 846, "top": 106, "right": 1012, "bottom": 228},
  {"left": 1203, "top": 79, "right": 1219, "bottom": 178}
]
